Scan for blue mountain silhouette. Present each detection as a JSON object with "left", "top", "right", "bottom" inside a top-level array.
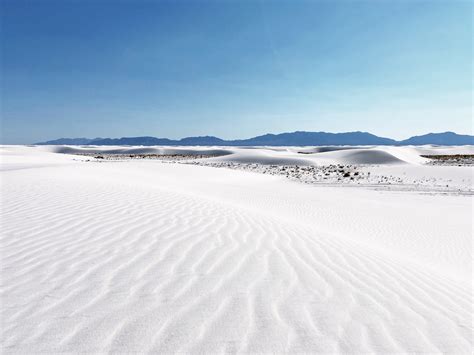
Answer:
[{"left": 37, "top": 131, "right": 473, "bottom": 146}]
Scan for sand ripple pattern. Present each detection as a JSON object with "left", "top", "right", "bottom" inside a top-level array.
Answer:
[{"left": 1, "top": 168, "right": 472, "bottom": 353}]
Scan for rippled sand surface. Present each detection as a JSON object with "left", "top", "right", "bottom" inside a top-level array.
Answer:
[{"left": 1, "top": 145, "right": 472, "bottom": 353}]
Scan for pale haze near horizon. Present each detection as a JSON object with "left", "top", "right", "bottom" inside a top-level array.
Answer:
[{"left": 1, "top": 0, "right": 472, "bottom": 144}]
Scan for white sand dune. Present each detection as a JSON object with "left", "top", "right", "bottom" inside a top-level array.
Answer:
[
  {"left": 33, "top": 143, "right": 474, "bottom": 166},
  {"left": 1, "top": 145, "right": 472, "bottom": 353},
  {"left": 310, "top": 149, "right": 407, "bottom": 165},
  {"left": 296, "top": 146, "right": 359, "bottom": 153},
  {"left": 52, "top": 145, "right": 233, "bottom": 157}
]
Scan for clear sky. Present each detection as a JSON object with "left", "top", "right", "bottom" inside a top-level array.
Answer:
[{"left": 1, "top": 0, "right": 472, "bottom": 143}]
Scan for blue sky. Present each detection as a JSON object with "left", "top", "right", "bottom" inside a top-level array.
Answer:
[{"left": 1, "top": 0, "right": 472, "bottom": 143}]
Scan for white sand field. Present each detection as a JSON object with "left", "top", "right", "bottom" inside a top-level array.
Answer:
[{"left": 1, "top": 145, "right": 472, "bottom": 353}]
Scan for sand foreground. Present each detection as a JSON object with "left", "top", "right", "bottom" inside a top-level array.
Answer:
[{"left": 1, "top": 146, "right": 472, "bottom": 353}]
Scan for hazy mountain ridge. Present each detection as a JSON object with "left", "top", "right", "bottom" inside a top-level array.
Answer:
[
  {"left": 399, "top": 132, "right": 474, "bottom": 145},
  {"left": 37, "top": 131, "right": 473, "bottom": 146}
]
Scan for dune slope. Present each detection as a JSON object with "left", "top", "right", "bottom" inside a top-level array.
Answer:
[{"left": 1, "top": 147, "right": 472, "bottom": 353}]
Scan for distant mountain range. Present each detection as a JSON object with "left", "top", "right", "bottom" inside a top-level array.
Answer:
[{"left": 37, "top": 131, "right": 474, "bottom": 146}]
